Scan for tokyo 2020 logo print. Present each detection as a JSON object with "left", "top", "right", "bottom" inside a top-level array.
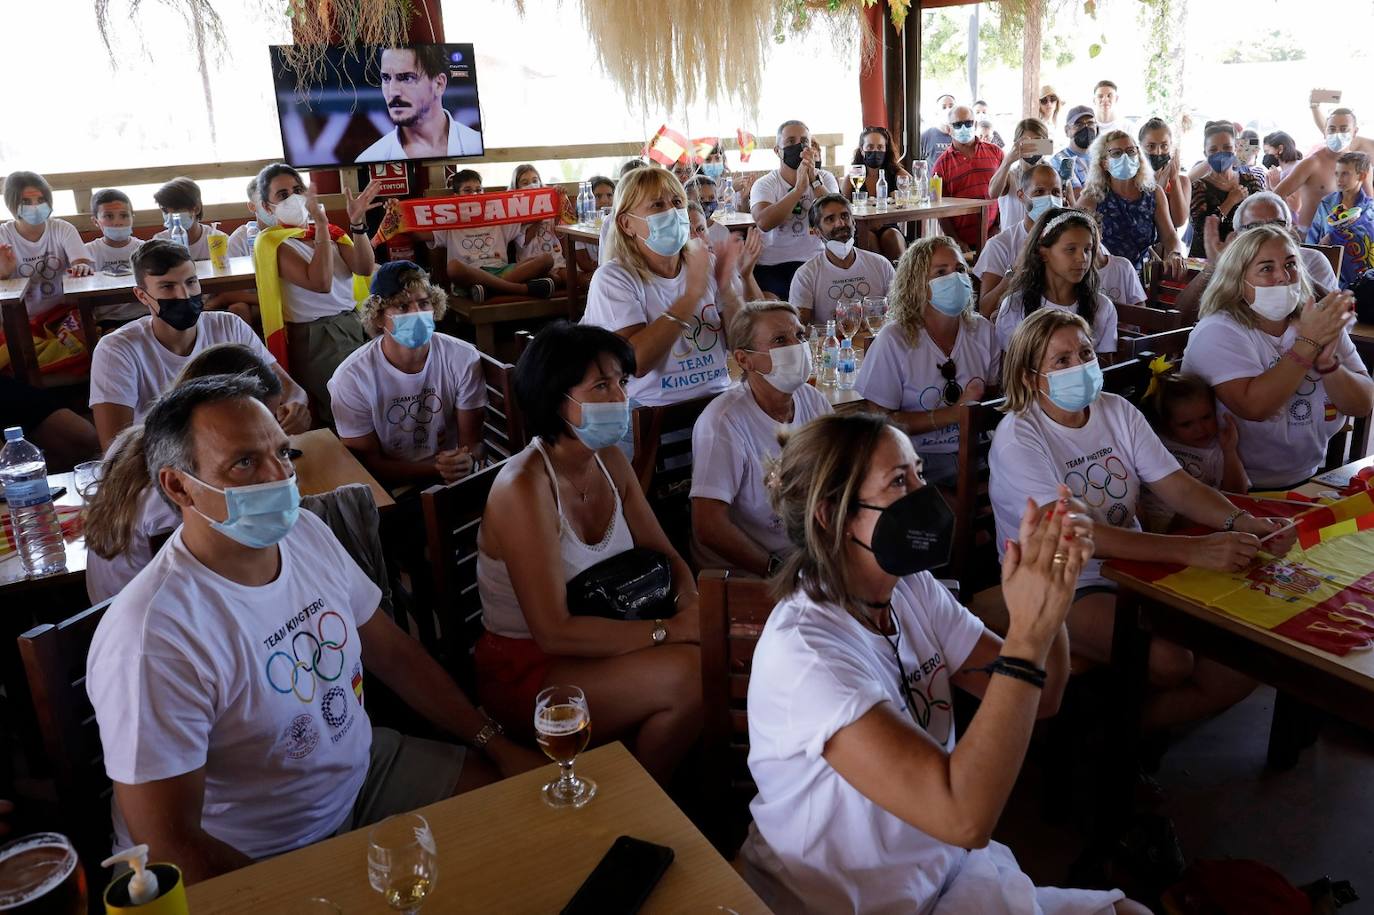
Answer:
[{"left": 265, "top": 610, "right": 349, "bottom": 704}]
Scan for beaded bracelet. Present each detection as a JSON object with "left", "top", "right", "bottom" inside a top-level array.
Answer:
[
  {"left": 1283, "top": 348, "right": 1314, "bottom": 370},
  {"left": 1295, "top": 335, "right": 1322, "bottom": 352},
  {"left": 962, "top": 655, "right": 1048, "bottom": 689}
]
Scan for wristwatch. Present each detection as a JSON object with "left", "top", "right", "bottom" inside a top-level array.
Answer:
[
  {"left": 471, "top": 717, "right": 504, "bottom": 749},
  {"left": 651, "top": 619, "right": 668, "bottom": 646}
]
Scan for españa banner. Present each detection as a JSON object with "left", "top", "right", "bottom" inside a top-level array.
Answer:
[
  {"left": 399, "top": 187, "right": 561, "bottom": 232},
  {"left": 1110, "top": 492, "right": 1374, "bottom": 655}
]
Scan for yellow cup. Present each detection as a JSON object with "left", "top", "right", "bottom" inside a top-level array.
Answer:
[
  {"left": 207, "top": 233, "right": 229, "bottom": 270},
  {"left": 104, "top": 863, "right": 189, "bottom": 914},
  {"left": 929, "top": 175, "right": 943, "bottom": 203}
]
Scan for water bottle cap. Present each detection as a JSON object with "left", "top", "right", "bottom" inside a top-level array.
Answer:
[{"left": 3, "top": 426, "right": 22, "bottom": 442}]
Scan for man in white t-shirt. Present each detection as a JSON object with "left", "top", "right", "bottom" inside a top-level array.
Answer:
[
  {"left": 1092, "top": 79, "right": 1130, "bottom": 134},
  {"left": 85, "top": 188, "right": 146, "bottom": 325},
  {"left": 788, "top": 195, "right": 895, "bottom": 324},
  {"left": 691, "top": 302, "right": 831, "bottom": 575},
  {"left": 329, "top": 261, "right": 487, "bottom": 488},
  {"left": 972, "top": 163, "right": 1064, "bottom": 315},
  {"left": 0, "top": 170, "right": 93, "bottom": 318},
  {"left": 89, "top": 240, "right": 310, "bottom": 448},
  {"left": 86, "top": 377, "right": 541, "bottom": 881},
  {"left": 356, "top": 46, "right": 484, "bottom": 163},
  {"left": 750, "top": 119, "right": 841, "bottom": 299}
]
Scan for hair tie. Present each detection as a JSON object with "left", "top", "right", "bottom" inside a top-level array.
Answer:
[{"left": 1144, "top": 354, "right": 1175, "bottom": 399}]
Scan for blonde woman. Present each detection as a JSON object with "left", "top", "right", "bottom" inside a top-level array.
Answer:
[
  {"left": 986, "top": 118, "right": 1065, "bottom": 228},
  {"left": 739, "top": 412, "right": 1151, "bottom": 914},
  {"left": 856, "top": 237, "right": 1000, "bottom": 486},
  {"left": 1077, "top": 129, "right": 1186, "bottom": 276},
  {"left": 990, "top": 308, "right": 1294, "bottom": 730},
  {"left": 1182, "top": 224, "right": 1373, "bottom": 488},
  {"left": 583, "top": 167, "right": 742, "bottom": 406}
]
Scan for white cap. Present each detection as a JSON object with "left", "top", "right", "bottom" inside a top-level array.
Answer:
[{"left": 101, "top": 844, "right": 159, "bottom": 905}]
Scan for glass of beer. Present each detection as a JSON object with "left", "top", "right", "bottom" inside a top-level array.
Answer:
[
  {"left": 864, "top": 296, "right": 889, "bottom": 334},
  {"left": 534, "top": 684, "right": 596, "bottom": 809},
  {"left": 0, "top": 832, "right": 87, "bottom": 914},
  {"left": 367, "top": 813, "right": 437, "bottom": 914}
]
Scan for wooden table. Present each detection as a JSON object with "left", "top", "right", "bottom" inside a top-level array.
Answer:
[
  {"left": 291, "top": 428, "right": 395, "bottom": 510},
  {"left": 1, "top": 275, "right": 38, "bottom": 385},
  {"left": 554, "top": 223, "right": 601, "bottom": 313},
  {"left": 186, "top": 742, "right": 769, "bottom": 914},
  {"left": 850, "top": 197, "right": 998, "bottom": 253}
]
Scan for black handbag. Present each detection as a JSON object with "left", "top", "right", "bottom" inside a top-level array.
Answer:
[{"left": 566, "top": 547, "right": 676, "bottom": 621}]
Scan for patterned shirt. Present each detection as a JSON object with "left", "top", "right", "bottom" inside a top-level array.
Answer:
[
  {"left": 931, "top": 139, "right": 1004, "bottom": 250},
  {"left": 1307, "top": 189, "right": 1374, "bottom": 288},
  {"left": 1188, "top": 172, "right": 1263, "bottom": 258},
  {"left": 1097, "top": 188, "right": 1159, "bottom": 272}
]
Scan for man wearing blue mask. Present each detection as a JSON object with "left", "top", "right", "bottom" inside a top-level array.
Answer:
[
  {"left": 86, "top": 376, "right": 542, "bottom": 883},
  {"left": 972, "top": 163, "right": 1064, "bottom": 316},
  {"left": 787, "top": 194, "right": 895, "bottom": 325},
  {"left": 931, "top": 104, "right": 1006, "bottom": 253},
  {"left": 750, "top": 119, "right": 841, "bottom": 298},
  {"left": 328, "top": 260, "right": 487, "bottom": 487},
  {"left": 1276, "top": 107, "right": 1374, "bottom": 232}
]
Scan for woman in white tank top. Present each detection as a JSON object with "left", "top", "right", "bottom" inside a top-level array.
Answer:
[{"left": 475, "top": 322, "right": 703, "bottom": 784}]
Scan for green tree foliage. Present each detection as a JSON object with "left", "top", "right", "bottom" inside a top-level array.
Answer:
[{"left": 919, "top": 3, "right": 1076, "bottom": 85}]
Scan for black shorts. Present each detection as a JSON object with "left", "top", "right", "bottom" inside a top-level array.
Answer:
[{"left": 0, "top": 375, "right": 63, "bottom": 435}]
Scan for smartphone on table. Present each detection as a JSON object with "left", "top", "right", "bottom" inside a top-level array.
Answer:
[{"left": 561, "top": 835, "right": 674, "bottom": 915}]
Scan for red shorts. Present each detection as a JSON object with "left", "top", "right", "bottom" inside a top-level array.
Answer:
[{"left": 474, "top": 631, "right": 553, "bottom": 736}]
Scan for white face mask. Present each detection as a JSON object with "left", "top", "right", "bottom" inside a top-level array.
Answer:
[
  {"left": 273, "top": 194, "right": 310, "bottom": 228},
  {"left": 824, "top": 237, "right": 855, "bottom": 259},
  {"left": 1247, "top": 280, "right": 1303, "bottom": 322},
  {"left": 753, "top": 342, "right": 812, "bottom": 394}
]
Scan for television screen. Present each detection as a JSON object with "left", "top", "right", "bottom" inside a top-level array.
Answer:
[{"left": 269, "top": 43, "right": 484, "bottom": 169}]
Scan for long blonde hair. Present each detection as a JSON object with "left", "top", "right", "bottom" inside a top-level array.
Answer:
[
  {"left": 1001, "top": 308, "right": 1095, "bottom": 414},
  {"left": 1199, "top": 224, "right": 1311, "bottom": 329},
  {"left": 1081, "top": 129, "right": 1157, "bottom": 205},
  {"left": 888, "top": 236, "right": 974, "bottom": 346},
  {"left": 606, "top": 167, "right": 689, "bottom": 281}
]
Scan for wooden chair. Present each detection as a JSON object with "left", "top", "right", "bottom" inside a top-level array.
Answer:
[
  {"left": 17, "top": 600, "right": 115, "bottom": 902},
  {"left": 1115, "top": 302, "right": 1187, "bottom": 333},
  {"left": 420, "top": 459, "right": 507, "bottom": 687},
  {"left": 1116, "top": 325, "right": 1194, "bottom": 361},
  {"left": 1101, "top": 353, "right": 1153, "bottom": 405},
  {"left": 951, "top": 395, "right": 1007, "bottom": 598},
  {"left": 631, "top": 393, "right": 721, "bottom": 559},
  {"left": 698, "top": 569, "right": 774, "bottom": 854},
  {"left": 478, "top": 354, "right": 528, "bottom": 462},
  {"left": 1302, "top": 242, "right": 1343, "bottom": 281}
]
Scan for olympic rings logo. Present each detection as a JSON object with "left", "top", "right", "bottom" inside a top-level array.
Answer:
[
  {"left": 1290, "top": 398, "right": 1312, "bottom": 422},
  {"left": 17, "top": 255, "right": 61, "bottom": 281},
  {"left": 265, "top": 610, "right": 349, "bottom": 704},
  {"left": 918, "top": 384, "right": 949, "bottom": 412},
  {"left": 671, "top": 303, "right": 723, "bottom": 357},
  {"left": 386, "top": 393, "right": 441, "bottom": 433},
  {"left": 460, "top": 236, "right": 494, "bottom": 251},
  {"left": 1063, "top": 455, "right": 1129, "bottom": 508},
  {"left": 1297, "top": 374, "right": 1317, "bottom": 397},
  {"left": 827, "top": 279, "right": 873, "bottom": 302}
]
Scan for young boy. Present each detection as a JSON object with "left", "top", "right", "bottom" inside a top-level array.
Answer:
[
  {"left": 85, "top": 189, "right": 145, "bottom": 326},
  {"left": 225, "top": 178, "right": 259, "bottom": 258},
  {"left": 1310, "top": 151, "right": 1374, "bottom": 288},
  {"left": 152, "top": 177, "right": 252, "bottom": 321}
]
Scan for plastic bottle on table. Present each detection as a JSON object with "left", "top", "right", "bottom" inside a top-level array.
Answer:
[
  {"left": 721, "top": 177, "right": 736, "bottom": 214},
  {"left": 169, "top": 213, "right": 189, "bottom": 251},
  {"left": 819, "top": 320, "right": 840, "bottom": 387},
  {"left": 837, "top": 338, "right": 857, "bottom": 390},
  {"left": 875, "top": 172, "right": 889, "bottom": 212},
  {"left": 0, "top": 427, "right": 66, "bottom": 577},
  {"left": 245, "top": 220, "right": 259, "bottom": 254}
]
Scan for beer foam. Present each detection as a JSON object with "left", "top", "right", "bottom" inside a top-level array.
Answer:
[
  {"left": 0, "top": 835, "right": 77, "bottom": 909},
  {"left": 535, "top": 704, "right": 588, "bottom": 735}
]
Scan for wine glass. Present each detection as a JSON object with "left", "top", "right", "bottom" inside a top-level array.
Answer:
[
  {"left": 864, "top": 296, "right": 888, "bottom": 335},
  {"left": 534, "top": 685, "right": 596, "bottom": 808},
  {"left": 367, "top": 814, "right": 438, "bottom": 914},
  {"left": 895, "top": 174, "right": 911, "bottom": 206},
  {"left": 838, "top": 299, "right": 862, "bottom": 340},
  {"left": 846, "top": 163, "right": 865, "bottom": 196},
  {"left": 73, "top": 461, "right": 101, "bottom": 505}
]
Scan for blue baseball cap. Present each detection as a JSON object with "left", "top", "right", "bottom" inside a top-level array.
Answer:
[{"left": 370, "top": 260, "right": 425, "bottom": 298}]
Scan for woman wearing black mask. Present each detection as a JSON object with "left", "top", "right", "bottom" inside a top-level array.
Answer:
[
  {"left": 987, "top": 117, "right": 1065, "bottom": 226},
  {"left": 737, "top": 412, "right": 1152, "bottom": 914},
  {"left": 847, "top": 126, "right": 912, "bottom": 259},
  {"left": 1137, "top": 117, "right": 1190, "bottom": 228},
  {"left": 1262, "top": 130, "right": 1304, "bottom": 188},
  {"left": 1186, "top": 121, "right": 1262, "bottom": 258}
]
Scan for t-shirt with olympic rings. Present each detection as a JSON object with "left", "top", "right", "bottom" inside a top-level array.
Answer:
[
  {"left": 87, "top": 510, "right": 382, "bottom": 860},
  {"left": 857, "top": 316, "right": 1002, "bottom": 455},
  {"left": 0, "top": 218, "right": 90, "bottom": 318},
  {"left": 434, "top": 224, "right": 518, "bottom": 270},
  {"left": 514, "top": 221, "right": 566, "bottom": 272},
  {"left": 989, "top": 392, "right": 1181, "bottom": 588},
  {"left": 750, "top": 168, "right": 841, "bottom": 267},
  {"left": 328, "top": 330, "right": 487, "bottom": 464},
  {"left": 994, "top": 290, "right": 1118, "bottom": 357},
  {"left": 787, "top": 247, "right": 896, "bottom": 325}
]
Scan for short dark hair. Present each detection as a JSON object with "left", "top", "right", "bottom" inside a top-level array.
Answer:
[
  {"left": 154, "top": 177, "right": 204, "bottom": 221},
  {"left": 1329, "top": 107, "right": 1358, "bottom": 127},
  {"left": 91, "top": 188, "right": 133, "bottom": 217},
  {"left": 688, "top": 175, "right": 717, "bottom": 190},
  {"left": 1137, "top": 117, "right": 1169, "bottom": 142},
  {"left": 449, "top": 168, "right": 482, "bottom": 191},
  {"left": 808, "top": 193, "right": 850, "bottom": 228},
  {"left": 588, "top": 175, "right": 615, "bottom": 194},
  {"left": 255, "top": 163, "right": 303, "bottom": 204},
  {"left": 514, "top": 321, "right": 636, "bottom": 443},
  {"left": 388, "top": 45, "right": 449, "bottom": 81},
  {"left": 1094, "top": 79, "right": 1118, "bottom": 92},
  {"left": 619, "top": 159, "right": 647, "bottom": 177},
  {"left": 3, "top": 171, "right": 53, "bottom": 215},
  {"left": 176, "top": 343, "right": 282, "bottom": 399},
  {"left": 143, "top": 374, "right": 267, "bottom": 508},
  {"left": 1338, "top": 151, "right": 1371, "bottom": 175},
  {"left": 974, "top": 99, "right": 988, "bottom": 107},
  {"left": 132, "top": 239, "right": 194, "bottom": 288},
  {"left": 1263, "top": 131, "right": 1303, "bottom": 163}
]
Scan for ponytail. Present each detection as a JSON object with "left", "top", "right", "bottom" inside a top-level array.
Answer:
[{"left": 84, "top": 426, "right": 156, "bottom": 559}]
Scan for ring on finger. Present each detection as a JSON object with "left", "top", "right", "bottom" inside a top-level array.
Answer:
[{"left": 1052, "top": 551, "right": 1069, "bottom": 565}]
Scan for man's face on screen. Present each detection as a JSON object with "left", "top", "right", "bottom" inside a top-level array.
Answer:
[{"left": 380, "top": 49, "right": 446, "bottom": 129}]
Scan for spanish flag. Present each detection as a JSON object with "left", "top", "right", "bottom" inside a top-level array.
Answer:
[
  {"left": 691, "top": 136, "right": 720, "bottom": 164},
  {"left": 737, "top": 128, "right": 756, "bottom": 163},
  {"left": 645, "top": 125, "right": 690, "bottom": 167},
  {"left": 252, "top": 225, "right": 370, "bottom": 371}
]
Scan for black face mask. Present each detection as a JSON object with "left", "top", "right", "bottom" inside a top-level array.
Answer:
[
  {"left": 851, "top": 487, "right": 955, "bottom": 576},
  {"left": 781, "top": 142, "right": 806, "bottom": 170},
  {"left": 1147, "top": 152, "right": 1171, "bottom": 172},
  {"left": 1262, "top": 153, "right": 1280, "bottom": 169},
  {"left": 153, "top": 293, "right": 204, "bottom": 331},
  {"left": 1073, "top": 126, "right": 1098, "bottom": 150},
  {"left": 1022, "top": 154, "right": 1043, "bottom": 166},
  {"left": 862, "top": 150, "right": 885, "bottom": 169}
]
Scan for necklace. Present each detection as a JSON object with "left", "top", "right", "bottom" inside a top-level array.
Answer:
[{"left": 566, "top": 462, "right": 598, "bottom": 503}]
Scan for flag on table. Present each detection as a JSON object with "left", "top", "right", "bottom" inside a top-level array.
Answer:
[
  {"left": 691, "top": 136, "right": 719, "bottom": 164},
  {"left": 645, "top": 124, "right": 690, "bottom": 167},
  {"left": 737, "top": 128, "right": 756, "bottom": 163}
]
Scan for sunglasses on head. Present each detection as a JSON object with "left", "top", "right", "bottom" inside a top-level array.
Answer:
[{"left": 939, "top": 359, "right": 962, "bottom": 405}]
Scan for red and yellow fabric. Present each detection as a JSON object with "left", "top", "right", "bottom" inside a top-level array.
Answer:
[
  {"left": 690, "top": 136, "right": 720, "bottom": 164},
  {"left": 251, "top": 224, "right": 369, "bottom": 371},
  {"left": 736, "top": 128, "right": 756, "bottom": 163},
  {"left": 645, "top": 125, "right": 690, "bottom": 167},
  {"left": 0, "top": 305, "right": 89, "bottom": 375},
  {"left": 1111, "top": 492, "right": 1374, "bottom": 655},
  {"left": 0, "top": 504, "right": 83, "bottom": 558}
]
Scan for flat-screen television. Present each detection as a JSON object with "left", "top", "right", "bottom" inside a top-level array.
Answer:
[{"left": 269, "top": 43, "right": 484, "bottom": 168}]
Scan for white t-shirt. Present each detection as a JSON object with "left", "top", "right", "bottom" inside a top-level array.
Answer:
[
  {"left": 1183, "top": 313, "right": 1361, "bottom": 487},
  {"left": 972, "top": 220, "right": 1030, "bottom": 283},
  {"left": 436, "top": 224, "right": 516, "bottom": 270},
  {"left": 88, "top": 311, "right": 278, "bottom": 420},
  {"left": 989, "top": 393, "right": 1181, "bottom": 588},
  {"left": 153, "top": 224, "right": 228, "bottom": 261},
  {"left": 356, "top": 111, "right": 483, "bottom": 162},
  {"left": 1300, "top": 246, "right": 1338, "bottom": 292},
  {"left": 787, "top": 249, "right": 896, "bottom": 324},
  {"left": 596, "top": 218, "right": 614, "bottom": 266},
  {"left": 84, "top": 236, "right": 146, "bottom": 322},
  {"left": 582, "top": 259, "right": 730, "bottom": 407},
  {"left": 690, "top": 381, "right": 832, "bottom": 555},
  {"left": 1139, "top": 437, "right": 1224, "bottom": 533},
  {"left": 751, "top": 169, "right": 841, "bottom": 266},
  {"left": 515, "top": 221, "right": 565, "bottom": 271},
  {"left": 227, "top": 224, "right": 252, "bottom": 259},
  {"left": 739, "top": 574, "right": 986, "bottom": 914},
  {"left": 997, "top": 192, "right": 1027, "bottom": 232},
  {"left": 995, "top": 291, "right": 1118, "bottom": 355},
  {"left": 0, "top": 219, "right": 89, "bottom": 317},
  {"left": 87, "top": 511, "right": 382, "bottom": 860},
  {"left": 86, "top": 489, "right": 181, "bottom": 604},
  {"left": 857, "top": 317, "right": 1002, "bottom": 454},
  {"left": 1097, "top": 255, "right": 1147, "bottom": 306},
  {"left": 278, "top": 237, "right": 358, "bottom": 323},
  {"left": 328, "top": 332, "right": 487, "bottom": 463}
]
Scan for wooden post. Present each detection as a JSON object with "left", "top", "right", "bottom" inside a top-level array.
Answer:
[
  {"left": 883, "top": 5, "right": 905, "bottom": 157},
  {"left": 1021, "top": 0, "right": 1044, "bottom": 119},
  {"left": 903, "top": 8, "right": 922, "bottom": 167}
]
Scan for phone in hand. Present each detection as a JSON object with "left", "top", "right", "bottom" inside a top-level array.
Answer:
[
  {"left": 1029, "top": 138, "right": 1056, "bottom": 157},
  {"left": 1311, "top": 88, "right": 1343, "bottom": 105},
  {"left": 1057, "top": 157, "right": 1075, "bottom": 181},
  {"left": 561, "top": 836, "right": 674, "bottom": 915}
]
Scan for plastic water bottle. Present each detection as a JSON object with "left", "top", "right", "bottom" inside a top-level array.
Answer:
[
  {"left": 245, "top": 220, "right": 259, "bottom": 254},
  {"left": 837, "top": 339, "right": 857, "bottom": 390},
  {"left": 875, "top": 172, "right": 889, "bottom": 212},
  {"left": 580, "top": 182, "right": 593, "bottom": 224},
  {"left": 722, "top": 176, "right": 736, "bottom": 214},
  {"left": 169, "top": 213, "right": 189, "bottom": 250},
  {"left": 0, "top": 427, "right": 66, "bottom": 577},
  {"left": 819, "top": 320, "right": 840, "bottom": 387}
]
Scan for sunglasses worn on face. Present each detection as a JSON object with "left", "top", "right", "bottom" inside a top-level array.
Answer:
[
  {"left": 951, "top": 120, "right": 975, "bottom": 130},
  {"left": 1040, "top": 95, "right": 1058, "bottom": 104}
]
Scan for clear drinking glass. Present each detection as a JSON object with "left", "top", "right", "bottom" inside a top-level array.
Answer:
[
  {"left": 838, "top": 300, "right": 863, "bottom": 340},
  {"left": 864, "top": 296, "right": 889, "bottom": 335},
  {"left": 73, "top": 461, "right": 101, "bottom": 505},
  {"left": 0, "top": 832, "right": 87, "bottom": 914},
  {"left": 846, "top": 163, "right": 865, "bottom": 198},
  {"left": 896, "top": 174, "right": 911, "bottom": 205},
  {"left": 534, "top": 685, "right": 596, "bottom": 808},
  {"left": 367, "top": 814, "right": 438, "bottom": 914}
]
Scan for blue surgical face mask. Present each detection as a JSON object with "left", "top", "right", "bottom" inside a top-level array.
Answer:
[
  {"left": 254, "top": 203, "right": 278, "bottom": 228},
  {"left": 1038, "top": 360, "right": 1104, "bottom": 412},
  {"left": 188, "top": 473, "right": 301, "bottom": 549},
  {"left": 1327, "top": 132, "right": 1352, "bottom": 153},
  {"left": 951, "top": 125, "right": 976, "bottom": 144},
  {"left": 630, "top": 207, "right": 690, "bottom": 256},
  {"left": 101, "top": 225, "right": 134, "bottom": 243},
  {"left": 18, "top": 203, "right": 51, "bottom": 226},
  {"left": 1025, "top": 194, "right": 1063, "bottom": 220},
  {"left": 565, "top": 395, "right": 631, "bottom": 450},
  {"left": 389, "top": 310, "right": 435, "bottom": 349},
  {"left": 1207, "top": 151, "right": 1236, "bottom": 174},
  {"left": 1107, "top": 154, "right": 1140, "bottom": 181},
  {"left": 702, "top": 162, "right": 725, "bottom": 179},
  {"left": 928, "top": 270, "right": 973, "bottom": 316}
]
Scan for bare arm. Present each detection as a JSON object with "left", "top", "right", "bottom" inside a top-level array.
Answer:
[
  {"left": 615, "top": 240, "right": 711, "bottom": 372},
  {"left": 92, "top": 402, "right": 135, "bottom": 451},
  {"left": 977, "top": 273, "right": 1008, "bottom": 318},
  {"left": 1212, "top": 345, "right": 1315, "bottom": 421},
  {"left": 340, "top": 431, "right": 444, "bottom": 486},
  {"left": 114, "top": 774, "right": 252, "bottom": 884},
  {"left": 1153, "top": 187, "right": 1184, "bottom": 254},
  {"left": 1320, "top": 356, "right": 1374, "bottom": 416},
  {"left": 751, "top": 157, "right": 815, "bottom": 231},
  {"left": 276, "top": 229, "right": 335, "bottom": 294},
  {"left": 986, "top": 152, "right": 1021, "bottom": 199},
  {"left": 691, "top": 498, "right": 770, "bottom": 576}
]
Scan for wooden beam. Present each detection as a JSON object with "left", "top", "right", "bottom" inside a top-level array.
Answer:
[
  {"left": 904, "top": 7, "right": 922, "bottom": 166},
  {"left": 1021, "top": 0, "right": 1043, "bottom": 119}
]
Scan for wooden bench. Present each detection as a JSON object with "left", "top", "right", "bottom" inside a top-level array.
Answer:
[{"left": 446, "top": 293, "right": 573, "bottom": 359}]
